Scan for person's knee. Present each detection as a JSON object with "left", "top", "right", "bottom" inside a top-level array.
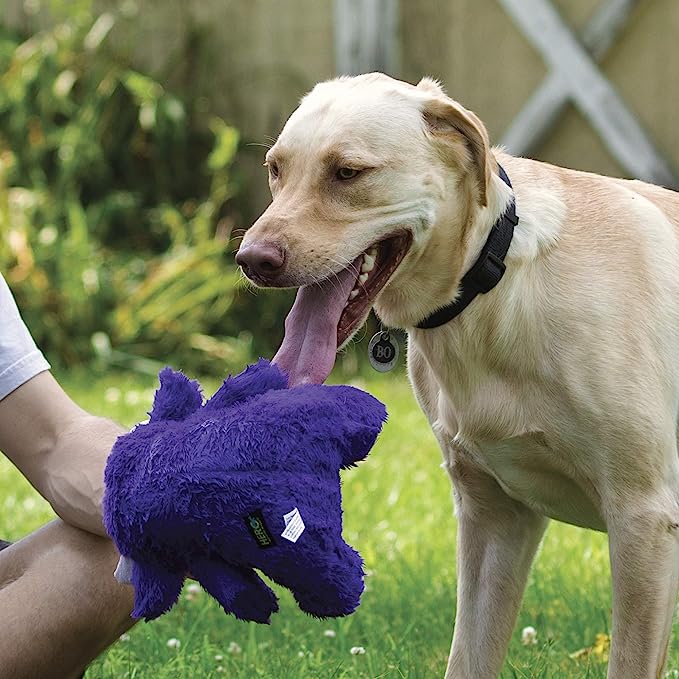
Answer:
[
  {"left": 2, "top": 520, "right": 134, "bottom": 634},
  {"left": 45, "top": 523, "right": 134, "bottom": 629}
]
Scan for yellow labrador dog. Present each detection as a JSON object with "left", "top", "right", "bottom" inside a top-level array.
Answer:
[{"left": 236, "top": 72, "right": 679, "bottom": 679}]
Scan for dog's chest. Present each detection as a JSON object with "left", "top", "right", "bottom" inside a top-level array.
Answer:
[
  {"left": 411, "top": 337, "right": 606, "bottom": 530},
  {"left": 451, "top": 430, "right": 605, "bottom": 531}
]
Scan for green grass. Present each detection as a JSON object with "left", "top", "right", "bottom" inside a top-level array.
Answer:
[{"left": 1, "top": 369, "right": 675, "bottom": 678}]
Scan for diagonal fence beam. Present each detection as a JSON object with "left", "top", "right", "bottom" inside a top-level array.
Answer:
[
  {"left": 582, "top": 0, "right": 640, "bottom": 58},
  {"left": 501, "top": 0, "right": 641, "bottom": 156},
  {"left": 498, "top": 0, "right": 677, "bottom": 188}
]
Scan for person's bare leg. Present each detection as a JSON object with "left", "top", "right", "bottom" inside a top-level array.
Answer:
[{"left": 0, "top": 519, "right": 135, "bottom": 679}]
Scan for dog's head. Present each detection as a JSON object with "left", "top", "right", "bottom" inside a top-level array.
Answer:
[{"left": 237, "top": 73, "right": 496, "bottom": 385}]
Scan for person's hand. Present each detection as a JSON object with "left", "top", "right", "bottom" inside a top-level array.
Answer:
[{"left": 0, "top": 371, "right": 124, "bottom": 537}]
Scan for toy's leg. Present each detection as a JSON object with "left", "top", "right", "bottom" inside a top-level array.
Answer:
[
  {"left": 191, "top": 558, "right": 278, "bottom": 623},
  {"left": 130, "top": 560, "right": 183, "bottom": 621},
  {"left": 287, "top": 542, "right": 365, "bottom": 618}
]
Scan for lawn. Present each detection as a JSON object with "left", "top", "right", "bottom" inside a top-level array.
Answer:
[{"left": 0, "top": 368, "right": 672, "bottom": 678}]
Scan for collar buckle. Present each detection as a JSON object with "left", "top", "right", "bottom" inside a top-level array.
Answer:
[{"left": 466, "top": 247, "right": 506, "bottom": 294}]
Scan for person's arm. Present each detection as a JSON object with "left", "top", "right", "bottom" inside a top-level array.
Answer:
[{"left": 0, "top": 371, "right": 124, "bottom": 536}]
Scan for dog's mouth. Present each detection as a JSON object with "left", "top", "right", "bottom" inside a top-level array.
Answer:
[{"left": 273, "top": 232, "right": 412, "bottom": 386}]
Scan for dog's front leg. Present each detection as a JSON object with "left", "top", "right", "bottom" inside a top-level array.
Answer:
[
  {"left": 606, "top": 486, "right": 679, "bottom": 679},
  {"left": 444, "top": 455, "right": 548, "bottom": 679}
]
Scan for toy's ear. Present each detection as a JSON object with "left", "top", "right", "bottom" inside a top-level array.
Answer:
[
  {"left": 329, "top": 386, "right": 388, "bottom": 468},
  {"left": 148, "top": 368, "right": 203, "bottom": 423},
  {"left": 204, "top": 358, "right": 288, "bottom": 412}
]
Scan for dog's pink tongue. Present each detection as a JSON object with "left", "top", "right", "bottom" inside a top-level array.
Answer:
[{"left": 273, "top": 264, "right": 357, "bottom": 386}]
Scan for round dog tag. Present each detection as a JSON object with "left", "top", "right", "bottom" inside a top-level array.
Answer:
[{"left": 368, "top": 331, "right": 399, "bottom": 372}]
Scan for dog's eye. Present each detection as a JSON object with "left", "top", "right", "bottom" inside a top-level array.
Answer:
[
  {"left": 336, "top": 167, "right": 360, "bottom": 181},
  {"left": 266, "top": 162, "right": 280, "bottom": 180}
]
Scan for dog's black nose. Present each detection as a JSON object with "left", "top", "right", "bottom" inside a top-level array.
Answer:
[{"left": 236, "top": 242, "right": 286, "bottom": 283}]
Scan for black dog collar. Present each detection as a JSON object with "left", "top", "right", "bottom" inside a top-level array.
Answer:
[{"left": 415, "top": 164, "right": 518, "bottom": 330}]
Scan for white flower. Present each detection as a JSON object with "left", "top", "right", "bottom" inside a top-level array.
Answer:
[
  {"left": 119, "top": 633, "right": 130, "bottom": 642},
  {"left": 297, "top": 651, "right": 305, "bottom": 658},
  {"left": 184, "top": 582, "right": 202, "bottom": 601},
  {"left": 665, "top": 671, "right": 679, "bottom": 679},
  {"left": 125, "top": 390, "right": 141, "bottom": 406},
  {"left": 350, "top": 646, "right": 366, "bottom": 655},
  {"left": 166, "top": 638, "right": 181, "bottom": 649},
  {"left": 521, "top": 626, "right": 538, "bottom": 646},
  {"left": 227, "top": 641, "right": 241, "bottom": 655},
  {"left": 82, "top": 268, "right": 99, "bottom": 293},
  {"left": 214, "top": 654, "right": 223, "bottom": 661},
  {"left": 216, "top": 668, "right": 224, "bottom": 674},
  {"left": 323, "top": 629, "right": 336, "bottom": 638},
  {"left": 38, "top": 226, "right": 58, "bottom": 246},
  {"left": 91, "top": 332, "right": 111, "bottom": 357},
  {"left": 105, "top": 387, "right": 121, "bottom": 403},
  {"left": 58, "top": 144, "right": 74, "bottom": 162}
]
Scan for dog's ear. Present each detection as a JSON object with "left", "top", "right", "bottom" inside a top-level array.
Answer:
[
  {"left": 421, "top": 97, "right": 494, "bottom": 207},
  {"left": 416, "top": 76, "right": 447, "bottom": 97}
]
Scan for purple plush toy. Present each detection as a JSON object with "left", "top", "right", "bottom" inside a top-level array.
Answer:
[{"left": 103, "top": 359, "right": 386, "bottom": 623}]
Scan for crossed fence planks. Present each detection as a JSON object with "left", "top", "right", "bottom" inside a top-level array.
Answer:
[{"left": 334, "top": 0, "right": 678, "bottom": 189}]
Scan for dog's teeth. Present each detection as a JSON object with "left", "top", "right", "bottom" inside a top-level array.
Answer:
[
  {"left": 358, "top": 273, "right": 369, "bottom": 285},
  {"left": 368, "top": 248, "right": 377, "bottom": 258},
  {"left": 361, "top": 254, "right": 375, "bottom": 273},
  {"left": 349, "top": 289, "right": 359, "bottom": 300}
]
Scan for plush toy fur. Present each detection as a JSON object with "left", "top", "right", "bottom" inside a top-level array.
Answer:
[{"left": 103, "top": 360, "right": 387, "bottom": 623}]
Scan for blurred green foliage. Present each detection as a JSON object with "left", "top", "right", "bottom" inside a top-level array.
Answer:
[{"left": 0, "top": 2, "right": 293, "bottom": 374}]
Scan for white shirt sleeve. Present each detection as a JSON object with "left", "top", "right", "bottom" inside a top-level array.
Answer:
[{"left": 0, "top": 273, "right": 50, "bottom": 401}]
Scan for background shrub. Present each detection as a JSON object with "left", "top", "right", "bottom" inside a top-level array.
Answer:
[{"left": 0, "top": 3, "right": 296, "bottom": 374}]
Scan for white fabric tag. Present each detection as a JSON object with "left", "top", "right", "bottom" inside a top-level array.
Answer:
[
  {"left": 114, "top": 555, "right": 135, "bottom": 584},
  {"left": 281, "top": 507, "right": 305, "bottom": 543}
]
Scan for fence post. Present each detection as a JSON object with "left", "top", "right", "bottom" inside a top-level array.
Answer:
[{"left": 333, "top": 0, "right": 398, "bottom": 76}]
